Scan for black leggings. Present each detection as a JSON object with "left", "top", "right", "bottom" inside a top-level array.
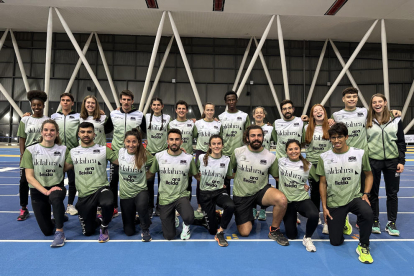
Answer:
[
  {"left": 76, "top": 187, "right": 113, "bottom": 236},
  {"left": 109, "top": 163, "right": 119, "bottom": 208},
  {"left": 30, "top": 185, "right": 66, "bottom": 236},
  {"left": 199, "top": 189, "right": 235, "bottom": 235},
  {"left": 66, "top": 169, "right": 76, "bottom": 205},
  {"left": 19, "top": 168, "right": 29, "bottom": 207},
  {"left": 120, "top": 191, "right": 151, "bottom": 236},
  {"left": 308, "top": 164, "right": 321, "bottom": 211},
  {"left": 159, "top": 197, "right": 195, "bottom": 240},
  {"left": 194, "top": 150, "right": 206, "bottom": 204},
  {"left": 147, "top": 171, "right": 160, "bottom": 210},
  {"left": 283, "top": 199, "right": 319, "bottom": 239}
]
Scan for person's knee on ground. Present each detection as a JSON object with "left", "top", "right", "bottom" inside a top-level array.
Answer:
[{"left": 237, "top": 222, "right": 252, "bottom": 237}]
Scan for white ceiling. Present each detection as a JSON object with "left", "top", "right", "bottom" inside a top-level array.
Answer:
[{"left": 0, "top": 0, "right": 414, "bottom": 44}]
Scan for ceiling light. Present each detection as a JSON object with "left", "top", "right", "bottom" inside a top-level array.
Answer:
[
  {"left": 325, "top": 0, "right": 348, "bottom": 16},
  {"left": 145, "top": 0, "right": 158, "bottom": 9},
  {"left": 213, "top": 0, "right": 225, "bottom": 12}
]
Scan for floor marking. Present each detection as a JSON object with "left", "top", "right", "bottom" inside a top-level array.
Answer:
[
  {"left": 0, "top": 155, "right": 20, "bottom": 157},
  {"left": 0, "top": 168, "right": 19, "bottom": 172}
]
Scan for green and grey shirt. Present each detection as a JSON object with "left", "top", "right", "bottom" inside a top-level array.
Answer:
[
  {"left": 79, "top": 115, "right": 110, "bottom": 146},
  {"left": 51, "top": 111, "right": 80, "bottom": 150},
  {"left": 272, "top": 117, "right": 304, "bottom": 160},
  {"left": 110, "top": 108, "right": 146, "bottom": 152},
  {"left": 118, "top": 148, "right": 154, "bottom": 199},
  {"left": 21, "top": 143, "right": 68, "bottom": 188},
  {"left": 367, "top": 117, "right": 406, "bottom": 164},
  {"left": 228, "top": 145, "right": 277, "bottom": 197},
  {"left": 168, "top": 119, "right": 195, "bottom": 155},
  {"left": 316, "top": 147, "right": 371, "bottom": 208},
  {"left": 194, "top": 119, "right": 222, "bottom": 152},
  {"left": 17, "top": 115, "right": 50, "bottom": 147},
  {"left": 66, "top": 144, "right": 117, "bottom": 198},
  {"left": 332, "top": 107, "right": 367, "bottom": 150},
  {"left": 145, "top": 113, "right": 171, "bottom": 154},
  {"left": 197, "top": 154, "right": 231, "bottom": 192},
  {"left": 303, "top": 124, "right": 331, "bottom": 164},
  {"left": 150, "top": 150, "right": 197, "bottom": 205},
  {"left": 219, "top": 110, "right": 250, "bottom": 156}
]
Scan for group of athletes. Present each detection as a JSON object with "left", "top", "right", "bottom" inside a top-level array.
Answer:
[{"left": 16, "top": 87, "right": 405, "bottom": 264}]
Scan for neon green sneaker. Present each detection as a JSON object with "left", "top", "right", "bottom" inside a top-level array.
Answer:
[
  {"left": 385, "top": 221, "right": 400, "bottom": 236},
  {"left": 356, "top": 244, "right": 373, "bottom": 264},
  {"left": 343, "top": 215, "right": 353, "bottom": 235}
]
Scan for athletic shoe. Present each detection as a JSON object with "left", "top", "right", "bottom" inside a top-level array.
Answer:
[
  {"left": 112, "top": 208, "right": 119, "bottom": 218},
  {"left": 322, "top": 223, "right": 329, "bottom": 235},
  {"left": 343, "top": 215, "right": 353, "bottom": 235},
  {"left": 17, "top": 208, "right": 30, "bottom": 221},
  {"left": 356, "top": 223, "right": 359, "bottom": 230},
  {"left": 258, "top": 209, "right": 266, "bottom": 221},
  {"left": 302, "top": 236, "right": 316, "bottom": 252},
  {"left": 176, "top": 210, "right": 180, "bottom": 217},
  {"left": 215, "top": 231, "right": 228, "bottom": 247},
  {"left": 318, "top": 218, "right": 322, "bottom": 225},
  {"left": 268, "top": 227, "right": 289, "bottom": 246},
  {"left": 372, "top": 221, "right": 381, "bottom": 234},
  {"left": 148, "top": 208, "right": 153, "bottom": 219},
  {"left": 99, "top": 227, "right": 109, "bottom": 243},
  {"left": 175, "top": 215, "right": 180, "bottom": 228},
  {"left": 50, "top": 231, "right": 66, "bottom": 248},
  {"left": 197, "top": 206, "right": 202, "bottom": 214},
  {"left": 253, "top": 208, "right": 258, "bottom": 219},
  {"left": 141, "top": 229, "right": 152, "bottom": 242},
  {"left": 97, "top": 207, "right": 102, "bottom": 219},
  {"left": 356, "top": 244, "right": 373, "bottom": 264},
  {"left": 297, "top": 215, "right": 301, "bottom": 224},
  {"left": 385, "top": 221, "right": 400, "bottom": 236},
  {"left": 66, "top": 204, "right": 78, "bottom": 216},
  {"left": 180, "top": 222, "right": 191, "bottom": 240},
  {"left": 155, "top": 207, "right": 161, "bottom": 217}
]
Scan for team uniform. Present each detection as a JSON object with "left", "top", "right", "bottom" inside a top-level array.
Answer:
[
  {"left": 197, "top": 154, "right": 234, "bottom": 235},
  {"left": 20, "top": 144, "right": 68, "bottom": 236},
  {"left": 109, "top": 108, "right": 146, "bottom": 209},
  {"left": 367, "top": 117, "right": 405, "bottom": 233},
  {"left": 118, "top": 148, "right": 154, "bottom": 236},
  {"left": 219, "top": 110, "right": 250, "bottom": 195},
  {"left": 303, "top": 124, "right": 331, "bottom": 211},
  {"left": 66, "top": 144, "right": 118, "bottom": 236},
  {"left": 79, "top": 114, "right": 113, "bottom": 146},
  {"left": 316, "top": 147, "right": 373, "bottom": 246},
  {"left": 276, "top": 157, "right": 319, "bottom": 239},
  {"left": 271, "top": 117, "right": 304, "bottom": 160},
  {"left": 228, "top": 145, "right": 278, "bottom": 225},
  {"left": 51, "top": 111, "right": 80, "bottom": 210},
  {"left": 17, "top": 115, "right": 49, "bottom": 212},
  {"left": 261, "top": 124, "right": 274, "bottom": 151},
  {"left": 149, "top": 150, "right": 197, "bottom": 240},
  {"left": 193, "top": 119, "right": 222, "bottom": 205},
  {"left": 145, "top": 113, "right": 171, "bottom": 212}
]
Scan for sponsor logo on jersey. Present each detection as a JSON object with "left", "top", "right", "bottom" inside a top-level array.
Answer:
[
  {"left": 260, "top": 160, "right": 267, "bottom": 165},
  {"left": 220, "top": 163, "right": 226, "bottom": 168},
  {"left": 187, "top": 124, "right": 192, "bottom": 127},
  {"left": 358, "top": 113, "right": 364, "bottom": 117},
  {"left": 93, "top": 150, "right": 100, "bottom": 154},
  {"left": 53, "top": 151, "right": 61, "bottom": 156},
  {"left": 130, "top": 117, "right": 136, "bottom": 121},
  {"left": 300, "top": 165, "right": 303, "bottom": 169},
  {"left": 214, "top": 126, "right": 219, "bottom": 129},
  {"left": 348, "top": 156, "right": 357, "bottom": 162},
  {"left": 180, "top": 160, "right": 187, "bottom": 164},
  {"left": 237, "top": 117, "right": 242, "bottom": 121},
  {"left": 294, "top": 123, "right": 300, "bottom": 126},
  {"left": 69, "top": 116, "right": 75, "bottom": 119}
]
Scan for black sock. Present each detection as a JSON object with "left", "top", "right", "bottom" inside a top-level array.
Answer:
[{"left": 270, "top": 226, "right": 279, "bottom": 231}]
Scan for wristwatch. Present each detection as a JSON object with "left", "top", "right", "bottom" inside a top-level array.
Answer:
[{"left": 363, "top": 192, "right": 370, "bottom": 197}]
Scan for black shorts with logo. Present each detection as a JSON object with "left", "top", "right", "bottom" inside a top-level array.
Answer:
[{"left": 233, "top": 184, "right": 271, "bottom": 225}]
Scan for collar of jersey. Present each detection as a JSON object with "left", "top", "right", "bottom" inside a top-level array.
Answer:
[
  {"left": 39, "top": 143, "right": 55, "bottom": 149},
  {"left": 343, "top": 107, "right": 357, "bottom": 112},
  {"left": 80, "top": 143, "right": 96, "bottom": 148},
  {"left": 282, "top": 116, "right": 296, "bottom": 122},
  {"left": 176, "top": 118, "right": 188, "bottom": 122},
  {"left": 332, "top": 146, "right": 350, "bottom": 155},
  {"left": 167, "top": 150, "right": 184, "bottom": 157},
  {"left": 227, "top": 110, "right": 239, "bottom": 114},
  {"left": 247, "top": 145, "right": 264, "bottom": 153},
  {"left": 58, "top": 110, "right": 76, "bottom": 115},
  {"left": 120, "top": 107, "right": 138, "bottom": 114}
]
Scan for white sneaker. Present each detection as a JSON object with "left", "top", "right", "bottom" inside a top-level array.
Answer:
[
  {"left": 197, "top": 206, "right": 202, "bottom": 213},
  {"left": 180, "top": 222, "right": 191, "bottom": 240},
  {"left": 302, "top": 236, "right": 316, "bottom": 252},
  {"left": 297, "top": 217, "right": 301, "bottom": 224},
  {"left": 66, "top": 205, "right": 78, "bottom": 216},
  {"left": 322, "top": 223, "right": 329, "bottom": 235},
  {"left": 318, "top": 218, "right": 322, "bottom": 225}
]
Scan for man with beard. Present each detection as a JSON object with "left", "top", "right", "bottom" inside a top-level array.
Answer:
[
  {"left": 272, "top": 100, "right": 305, "bottom": 160},
  {"left": 227, "top": 125, "right": 289, "bottom": 245},
  {"left": 148, "top": 129, "right": 197, "bottom": 240},
  {"left": 65, "top": 122, "right": 118, "bottom": 242}
]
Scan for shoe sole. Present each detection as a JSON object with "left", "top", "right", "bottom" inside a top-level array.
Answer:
[
  {"left": 372, "top": 229, "right": 381, "bottom": 234},
  {"left": 50, "top": 238, "right": 66, "bottom": 248},
  {"left": 112, "top": 213, "right": 119, "bottom": 218},
  {"left": 181, "top": 235, "right": 191, "bottom": 240},
  {"left": 356, "top": 248, "right": 373, "bottom": 264},
  {"left": 258, "top": 217, "right": 266, "bottom": 221},
  {"left": 268, "top": 233, "right": 289, "bottom": 246},
  {"left": 385, "top": 229, "right": 400, "bottom": 236},
  {"left": 215, "top": 236, "right": 228, "bottom": 247},
  {"left": 142, "top": 238, "right": 152, "bottom": 242},
  {"left": 99, "top": 238, "right": 109, "bottom": 243},
  {"left": 66, "top": 211, "right": 78, "bottom": 216},
  {"left": 17, "top": 213, "right": 30, "bottom": 221},
  {"left": 303, "top": 241, "right": 316, "bottom": 252}
]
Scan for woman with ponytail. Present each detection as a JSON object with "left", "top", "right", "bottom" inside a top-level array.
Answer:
[
  {"left": 118, "top": 129, "right": 154, "bottom": 241},
  {"left": 195, "top": 135, "right": 235, "bottom": 247},
  {"left": 145, "top": 98, "right": 172, "bottom": 217},
  {"left": 275, "top": 139, "right": 319, "bottom": 252}
]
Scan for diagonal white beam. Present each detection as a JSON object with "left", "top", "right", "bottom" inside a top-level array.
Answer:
[
  {"left": 236, "top": 15, "right": 275, "bottom": 98},
  {"left": 321, "top": 20, "right": 378, "bottom": 106},
  {"left": 44, "top": 7, "right": 53, "bottom": 116},
  {"left": 0, "top": 83, "right": 23, "bottom": 117},
  {"left": 402, "top": 79, "right": 414, "bottom": 120},
  {"left": 139, "top": 11, "right": 166, "bottom": 111},
  {"left": 0, "top": 29, "right": 9, "bottom": 52},
  {"left": 168, "top": 11, "right": 204, "bottom": 114},
  {"left": 232, "top": 37, "right": 252, "bottom": 92},
  {"left": 303, "top": 39, "right": 328, "bottom": 115},
  {"left": 254, "top": 37, "right": 282, "bottom": 117},
  {"left": 10, "top": 29, "right": 30, "bottom": 92},
  {"left": 143, "top": 36, "right": 174, "bottom": 115},
  {"left": 381, "top": 19, "right": 390, "bottom": 108},
  {"left": 329, "top": 39, "right": 369, "bottom": 109},
  {"left": 95, "top": 32, "right": 120, "bottom": 108},
  {"left": 277, "top": 15, "right": 289, "bottom": 99},
  {"left": 54, "top": 7, "right": 114, "bottom": 111},
  {"left": 404, "top": 118, "right": 414, "bottom": 134}
]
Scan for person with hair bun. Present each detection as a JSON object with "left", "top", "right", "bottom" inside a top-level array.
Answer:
[
  {"left": 20, "top": 120, "right": 72, "bottom": 247},
  {"left": 195, "top": 135, "right": 234, "bottom": 247},
  {"left": 118, "top": 129, "right": 154, "bottom": 241},
  {"left": 17, "top": 90, "right": 49, "bottom": 221},
  {"left": 275, "top": 139, "right": 319, "bottom": 252}
]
